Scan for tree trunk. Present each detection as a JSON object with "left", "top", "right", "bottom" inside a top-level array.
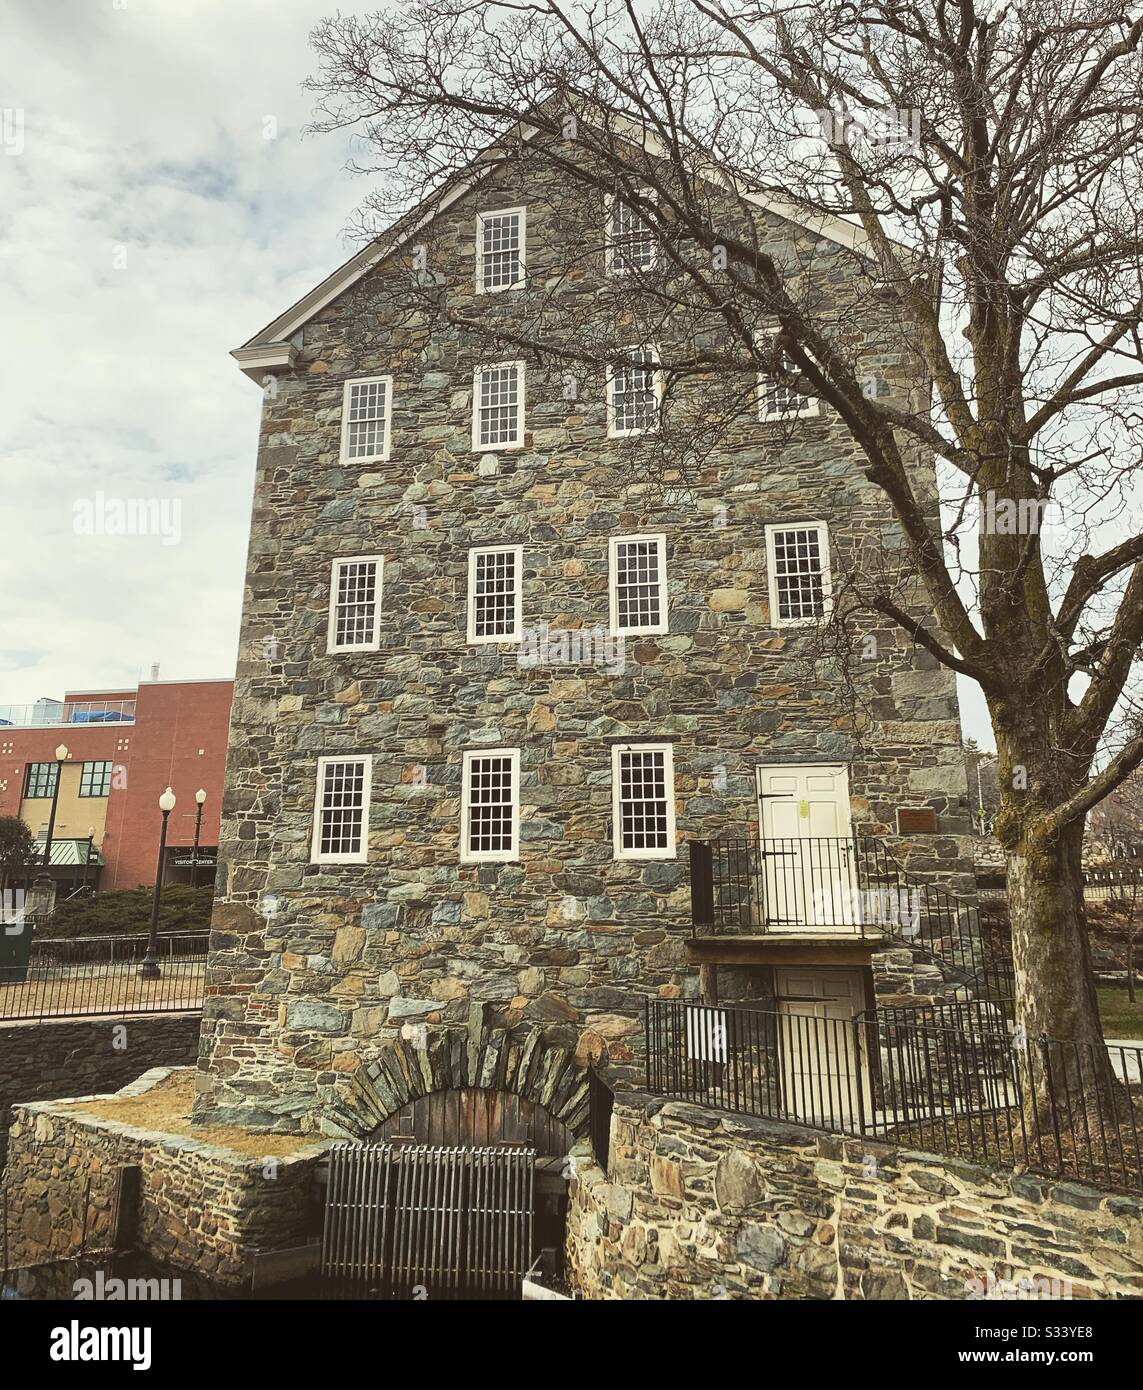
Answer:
[
  {"left": 1128, "top": 935, "right": 1137, "bottom": 1006},
  {"left": 1006, "top": 817, "right": 1117, "bottom": 1125}
]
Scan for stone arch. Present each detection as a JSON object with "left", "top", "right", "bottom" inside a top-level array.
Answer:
[{"left": 324, "top": 1024, "right": 589, "bottom": 1141}]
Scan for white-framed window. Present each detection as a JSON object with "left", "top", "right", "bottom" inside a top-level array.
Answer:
[
  {"left": 607, "top": 345, "right": 661, "bottom": 437},
  {"left": 327, "top": 556, "right": 383, "bottom": 653},
  {"left": 609, "top": 534, "right": 667, "bottom": 635},
  {"left": 757, "top": 356, "right": 819, "bottom": 420},
  {"left": 460, "top": 748, "right": 520, "bottom": 863},
  {"left": 472, "top": 361, "right": 525, "bottom": 450},
  {"left": 467, "top": 544, "right": 523, "bottom": 643},
  {"left": 339, "top": 376, "right": 393, "bottom": 463},
  {"left": 476, "top": 207, "right": 525, "bottom": 293},
  {"left": 311, "top": 755, "right": 372, "bottom": 864},
  {"left": 612, "top": 743, "right": 676, "bottom": 860},
  {"left": 765, "top": 522, "right": 832, "bottom": 626},
  {"left": 605, "top": 192, "right": 657, "bottom": 274}
]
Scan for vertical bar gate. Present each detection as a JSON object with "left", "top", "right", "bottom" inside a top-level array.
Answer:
[{"left": 321, "top": 1143, "right": 535, "bottom": 1297}]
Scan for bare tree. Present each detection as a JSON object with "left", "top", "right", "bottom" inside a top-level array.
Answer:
[{"left": 304, "top": 0, "right": 1143, "bottom": 1087}]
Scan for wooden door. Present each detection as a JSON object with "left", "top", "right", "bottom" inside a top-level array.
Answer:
[{"left": 756, "top": 764, "right": 857, "bottom": 929}]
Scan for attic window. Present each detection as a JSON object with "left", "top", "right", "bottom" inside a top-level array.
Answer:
[
  {"left": 476, "top": 208, "right": 525, "bottom": 293},
  {"left": 606, "top": 193, "right": 657, "bottom": 274}
]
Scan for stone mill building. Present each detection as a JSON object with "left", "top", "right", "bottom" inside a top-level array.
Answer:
[{"left": 194, "top": 121, "right": 977, "bottom": 1157}]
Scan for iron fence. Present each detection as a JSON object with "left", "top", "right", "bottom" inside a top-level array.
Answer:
[
  {"left": 688, "top": 836, "right": 1015, "bottom": 1013},
  {"left": 0, "top": 932, "right": 206, "bottom": 1021},
  {"left": 646, "top": 998, "right": 1143, "bottom": 1195},
  {"left": 1083, "top": 866, "right": 1143, "bottom": 902}
]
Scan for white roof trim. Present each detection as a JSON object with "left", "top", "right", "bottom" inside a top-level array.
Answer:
[
  {"left": 231, "top": 108, "right": 888, "bottom": 381},
  {"left": 234, "top": 163, "right": 499, "bottom": 363}
]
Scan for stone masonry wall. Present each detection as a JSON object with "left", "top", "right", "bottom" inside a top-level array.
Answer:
[
  {"left": 566, "top": 1093, "right": 1143, "bottom": 1299},
  {"left": 0, "top": 1012, "right": 199, "bottom": 1167},
  {"left": 2, "top": 1069, "right": 325, "bottom": 1286},
  {"left": 197, "top": 149, "right": 974, "bottom": 1133}
]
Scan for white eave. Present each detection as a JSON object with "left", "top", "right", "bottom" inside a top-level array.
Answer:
[
  {"left": 231, "top": 341, "right": 298, "bottom": 383},
  {"left": 230, "top": 105, "right": 902, "bottom": 384}
]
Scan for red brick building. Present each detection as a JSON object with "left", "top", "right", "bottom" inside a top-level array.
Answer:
[{"left": 0, "top": 678, "right": 233, "bottom": 893}]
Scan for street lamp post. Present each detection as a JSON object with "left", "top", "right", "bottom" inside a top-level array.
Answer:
[
  {"left": 140, "top": 787, "right": 176, "bottom": 980},
  {"left": 82, "top": 826, "right": 95, "bottom": 894},
  {"left": 192, "top": 788, "right": 206, "bottom": 888},
  {"left": 40, "top": 743, "right": 69, "bottom": 881}
]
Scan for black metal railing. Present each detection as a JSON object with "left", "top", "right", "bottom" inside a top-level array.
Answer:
[
  {"left": 0, "top": 932, "right": 207, "bottom": 1021},
  {"left": 688, "top": 835, "right": 1015, "bottom": 1012},
  {"left": 646, "top": 998, "right": 1143, "bottom": 1195},
  {"left": 588, "top": 1066, "right": 614, "bottom": 1172}
]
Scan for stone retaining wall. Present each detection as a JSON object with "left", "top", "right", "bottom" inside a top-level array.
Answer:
[
  {"left": 2, "top": 1068, "right": 326, "bottom": 1286},
  {"left": 566, "top": 1092, "right": 1143, "bottom": 1299},
  {"left": 0, "top": 1012, "right": 200, "bottom": 1166}
]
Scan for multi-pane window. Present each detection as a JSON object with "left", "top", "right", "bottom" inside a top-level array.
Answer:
[
  {"left": 606, "top": 194, "right": 656, "bottom": 274},
  {"left": 765, "top": 522, "right": 832, "bottom": 625},
  {"left": 79, "top": 761, "right": 113, "bottom": 798},
  {"left": 609, "top": 534, "right": 667, "bottom": 635},
  {"left": 24, "top": 763, "right": 59, "bottom": 798},
  {"left": 476, "top": 208, "right": 525, "bottom": 293},
  {"left": 327, "top": 557, "right": 383, "bottom": 653},
  {"left": 472, "top": 362, "right": 525, "bottom": 450},
  {"left": 758, "top": 372, "right": 819, "bottom": 421},
  {"left": 311, "top": 756, "right": 372, "bottom": 864},
  {"left": 340, "top": 376, "right": 393, "bottom": 463},
  {"left": 467, "top": 545, "right": 523, "bottom": 643},
  {"left": 612, "top": 744, "right": 676, "bottom": 860},
  {"left": 461, "top": 749, "right": 519, "bottom": 862},
  {"left": 607, "top": 346, "right": 661, "bottom": 436}
]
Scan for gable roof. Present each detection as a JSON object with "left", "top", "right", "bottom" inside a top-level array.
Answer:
[{"left": 233, "top": 108, "right": 885, "bottom": 382}]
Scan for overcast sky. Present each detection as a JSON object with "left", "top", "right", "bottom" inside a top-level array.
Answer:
[{"left": 0, "top": 0, "right": 993, "bottom": 747}]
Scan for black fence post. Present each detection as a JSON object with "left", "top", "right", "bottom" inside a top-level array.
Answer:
[{"left": 690, "top": 841, "right": 714, "bottom": 934}]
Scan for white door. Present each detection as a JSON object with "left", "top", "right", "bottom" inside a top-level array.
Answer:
[
  {"left": 755, "top": 763, "right": 856, "bottom": 929},
  {"left": 775, "top": 967, "right": 870, "bottom": 1129}
]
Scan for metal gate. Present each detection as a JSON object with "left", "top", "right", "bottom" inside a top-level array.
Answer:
[{"left": 320, "top": 1143, "right": 535, "bottom": 1297}]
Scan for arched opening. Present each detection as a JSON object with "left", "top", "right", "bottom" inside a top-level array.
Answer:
[
  {"left": 367, "top": 1086, "right": 572, "bottom": 1287},
  {"left": 369, "top": 1086, "right": 572, "bottom": 1154}
]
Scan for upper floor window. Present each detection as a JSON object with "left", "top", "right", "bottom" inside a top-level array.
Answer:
[
  {"left": 340, "top": 376, "right": 393, "bottom": 463},
  {"left": 310, "top": 755, "right": 372, "bottom": 864},
  {"left": 79, "top": 761, "right": 113, "bottom": 798},
  {"left": 460, "top": 748, "right": 519, "bottom": 863},
  {"left": 24, "top": 762, "right": 59, "bottom": 799},
  {"left": 606, "top": 193, "right": 657, "bottom": 274},
  {"left": 472, "top": 361, "right": 525, "bottom": 451},
  {"left": 327, "top": 557, "right": 383, "bottom": 653},
  {"left": 758, "top": 366, "right": 819, "bottom": 422},
  {"left": 765, "top": 522, "right": 832, "bottom": 626},
  {"left": 607, "top": 345, "right": 661, "bottom": 437},
  {"left": 609, "top": 534, "right": 668, "bottom": 635},
  {"left": 467, "top": 544, "right": 523, "bottom": 643},
  {"left": 612, "top": 743, "right": 676, "bottom": 860},
  {"left": 476, "top": 207, "right": 525, "bottom": 293}
]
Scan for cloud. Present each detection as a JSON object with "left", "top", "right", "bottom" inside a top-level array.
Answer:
[{"left": 0, "top": 0, "right": 374, "bottom": 701}]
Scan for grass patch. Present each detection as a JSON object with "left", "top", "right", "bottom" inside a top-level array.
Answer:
[
  {"left": 66, "top": 1072, "right": 323, "bottom": 1159},
  {"left": 1098, "top": 986, "right": 1143, "bottom": 1040}
]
